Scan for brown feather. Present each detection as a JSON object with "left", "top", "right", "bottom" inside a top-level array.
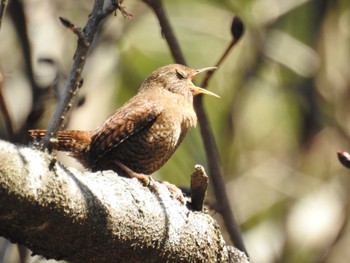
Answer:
[{"left": 29, "top": 129, "right": 93, "bottom": 154}]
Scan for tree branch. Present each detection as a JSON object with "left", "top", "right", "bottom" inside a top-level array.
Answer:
[
  {"left": 41, "top": 0, "right": 128, "bottom": 148},
  {"left": 0, "top": 140, "right": 249, "bottom": 263},
  {"left": 142, "top": 0, "right": 186, "bottom": 65}
]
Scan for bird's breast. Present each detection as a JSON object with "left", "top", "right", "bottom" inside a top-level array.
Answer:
[
  {"left": 153, "top": 104, "right": 197, "bottom": 144},
  {"left": 114, "top": 105, "right": 195, "bottom": 174}
]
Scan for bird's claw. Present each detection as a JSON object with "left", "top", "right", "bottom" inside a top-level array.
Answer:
[
  {"left": 115, "top": 161, "right": 184, "bottom": 203},
  {"left": 142, "top": 175, "right": 159, "bottom": 193},
  {"left": 159, "top": 181, "right": 186, "bottom": 204}
]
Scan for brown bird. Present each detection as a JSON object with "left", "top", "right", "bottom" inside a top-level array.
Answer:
[{"left": 29, "top": 64, "right": 218, "bottom": 190}]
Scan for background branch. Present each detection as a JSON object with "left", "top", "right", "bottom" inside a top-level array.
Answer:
[
  {"left": 41, "top": 0, "right": 125, "bottom": 148},
  {"left": 142, "top": 0, "right": 186, "bottom": 65},
  {"left": 0, "top": 140, "right": 249, "bottom": 263}
]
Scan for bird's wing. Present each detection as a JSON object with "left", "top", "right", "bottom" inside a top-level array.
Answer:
[{"left": 89, "top": 101, "right": 162, "bottom": 162}]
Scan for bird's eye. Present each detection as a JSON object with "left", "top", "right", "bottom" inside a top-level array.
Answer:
[{"left": 176, "top": 69, "right": 187, "bottom": 79}]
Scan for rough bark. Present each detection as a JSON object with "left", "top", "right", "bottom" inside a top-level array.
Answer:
[{"left": 0, "top": 140, "right": 249, "bottom": 262}]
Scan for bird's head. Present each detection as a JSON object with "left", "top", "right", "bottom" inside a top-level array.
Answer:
[{"left": 140, "top": 64, "right": 219, "bottom": 99}]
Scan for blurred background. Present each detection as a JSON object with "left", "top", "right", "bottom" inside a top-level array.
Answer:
[{"left": 0, "top": 0, "right": 350, "bottom": 262}]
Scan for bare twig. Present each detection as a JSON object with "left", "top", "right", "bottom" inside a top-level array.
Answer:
[
  {"left": 201, "top": 16, "right": 245, "bottom": 88},
  {"left": 141, "top": 0, "right": 248, "bottom": 256},
  {"left": 41, "top": 0, "right": 129, "bottom": 149},
  {"left": 8, "top": 0, "right": 45, "bottom": 140},
  {"left": 142, "top": 0, "right": 186, "bottom": 65},
  {"left": 59, "top": 17, "right": 86, "bottom": 43},
  {"left": 106, "top": 0, "right": 133, "bottom": 18}
]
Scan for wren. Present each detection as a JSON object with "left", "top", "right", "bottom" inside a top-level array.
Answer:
[{"left": 29, "top": 64, "right": 218, "bottom": 184}]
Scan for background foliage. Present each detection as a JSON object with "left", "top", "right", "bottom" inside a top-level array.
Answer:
[{"left": 0, "top": 0, "right": 350, "bottom": 262}]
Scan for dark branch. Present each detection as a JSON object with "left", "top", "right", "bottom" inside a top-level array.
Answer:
[
  {"left": 195, "top": 17, "right": 247, "bottom": 255},
  {"left": 142, "top": 0, "right": 186, "bottom": 65},
  {"left": 59, "top": 17, "right": 86, "bottom": 43}
]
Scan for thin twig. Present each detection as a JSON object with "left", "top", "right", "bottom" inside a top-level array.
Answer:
[
  {"left": 201, "top": 16, "right": 244, "bottom": 88},
  {"left": 142, "top": 0, "right": 186, "bottom": 65},
  {"left": 141, "top": 0, "right": 248, "bottom": 256},
  {"left": 41, "top": 0, "right": 128, "bottom": 148},
  {"left": 105, "top": 0, "right": 133, "bottom": 18},
  {"left": 59, "top": 17, "right": 86, "bottom": 43}
]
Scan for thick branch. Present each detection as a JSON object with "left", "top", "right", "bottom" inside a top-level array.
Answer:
[{"left": 0, "top": 140, "right": 249, "bottom": 263}]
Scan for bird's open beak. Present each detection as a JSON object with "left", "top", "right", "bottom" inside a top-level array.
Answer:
[{"left": 190, "top": 67, "right": 220, "bottom": 98}]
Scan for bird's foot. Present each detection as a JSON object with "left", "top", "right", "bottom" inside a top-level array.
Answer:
[
  {"left": 115, "top": 161, "right": 158, "bottom": 192},
  {"left": 158, "top": 181, "right": 186, "bottom": 204},
  {"left": 115, "top": 161, "right": 185, "bottom": 204}
]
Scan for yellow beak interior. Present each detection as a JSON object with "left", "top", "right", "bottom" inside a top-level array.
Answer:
[{"left": 190, "top": 66, "right": 220, "bottom": 98}]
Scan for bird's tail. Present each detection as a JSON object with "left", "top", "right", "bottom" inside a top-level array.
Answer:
[{"left": 28, "top": 129, "right": 92, "bottom": 154}]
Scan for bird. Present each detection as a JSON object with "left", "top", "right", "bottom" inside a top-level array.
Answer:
[{"left": 29, "top": 64, "right": 218, "bottom": 196}]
